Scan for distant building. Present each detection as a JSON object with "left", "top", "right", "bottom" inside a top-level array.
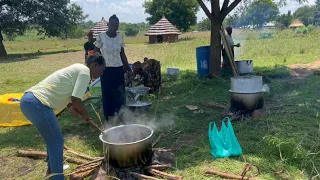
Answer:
[
  {"left": 145, "top": 16, "right": 181, "bottom": 44},
  {"left": 262, "top": 22, "right": 276, "bottom": 30},
  {"left": 90, "top": 17, "right": 108, "bottom": 39},
  {"left": 289, "top": 19, "right": 305, "bottom": 28}
]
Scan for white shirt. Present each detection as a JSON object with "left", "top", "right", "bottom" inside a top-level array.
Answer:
[
  {"left": 27, "top": 64, "right": 90, "bottom": 110},
  {"left": 226, "top": 34, "right": 234, "bottom": 47},
  {"left": 94, "top": 32, "right": 124, "bottom": 67}
]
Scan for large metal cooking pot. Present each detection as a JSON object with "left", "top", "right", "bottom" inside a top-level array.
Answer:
[
  {"left": 235, "top": 60, "right": 253, "bottom": 74},
  {"left": 99, "top": 124, "right": 153, "bottom": 168},
  {"left": 231, "top": 76, "right": 263, "bottom": 93},
  {"left": 230, "top": 92, "right": 264, "bottom": 110}
]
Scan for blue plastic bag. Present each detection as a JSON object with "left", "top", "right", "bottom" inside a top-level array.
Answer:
[{"left": 208, "top": 117, "right": 242, "bottom": 158}]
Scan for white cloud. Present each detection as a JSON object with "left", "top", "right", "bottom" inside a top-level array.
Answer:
[
  {"left": 108, "top": 3, "right": 133, "bottom": 14},
  {"left": 120, "top": 0, "right": 145, "bottom": 8},
  {"left": 87, "top": 0, "right": 103, "bottom": 4}
]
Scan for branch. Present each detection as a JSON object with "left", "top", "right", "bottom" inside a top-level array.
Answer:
[
  {"left": 221, "top": 0, "right": 242, "bottom": 18},
  {"left": 221, "top": 0, "right": 230, "bottom": 12},
  {"left": 197, "top": 0, "right": 213, "bottom": 21}
]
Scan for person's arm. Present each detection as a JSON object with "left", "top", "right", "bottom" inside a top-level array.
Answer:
[
  {"left": 120, "top": 47, "right": 131, "bottom": 73},
  {"left": 69, "top": 72, "right": 91, "bottom": 122},
  {"left": 93, "top": 34, "right": 102, "bottom": 53}
]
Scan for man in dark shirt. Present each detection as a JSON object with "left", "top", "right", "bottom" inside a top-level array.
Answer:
[{"left": 84, "top": 31, "right": 95, "bottom": 62}]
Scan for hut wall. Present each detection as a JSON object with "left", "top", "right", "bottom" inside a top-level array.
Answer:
[
  {"left": 148, "top": 36, "right": 158, "bottom": 44},
  {"left": 163, "top": 34, "right": 178, "bottom": 43}
]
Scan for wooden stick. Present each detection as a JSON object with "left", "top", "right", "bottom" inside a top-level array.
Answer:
[
  {"left": 145, "top": 164, "right": 172, "bottom": 170},
  {"left": 152, "top": 133, "right": 164, "bottom": 148},
  {"left": 69, "top": 168, "right": 97, "bottom": 180},
  {"left": 128, "top": 172, "right": 159, "bottom": 180},
  {"left": 76, "top": 157, "right": 104, "bottom": 169},
  {"left": 200, "top": 102, "right": 227, "bottom": 109},
  {"left": 149, "top": 168, "right": 183, "bottom": 180},
  {"left": 205, "top": 169, "right": 260, "bottom": 180},
  {"left": 17, "top": 150, "right": 87, "bottom": 165},
  {"left": 64, "top": 146, "right": 97, "bottom": 161}
]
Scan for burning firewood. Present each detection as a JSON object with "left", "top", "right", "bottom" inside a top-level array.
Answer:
[
  {"left": 145, "top": 164, "right": 172, "bottom": 170},
  {"left": 128, "top": 172, "right": 160, "bottom": 180}
]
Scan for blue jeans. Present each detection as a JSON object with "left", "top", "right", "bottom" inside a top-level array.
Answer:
[{"left": 20, "top": 92, "right": 64, "bottom": 180}]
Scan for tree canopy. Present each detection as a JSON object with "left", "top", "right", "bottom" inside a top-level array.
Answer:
[{"left": 143, "top": 0, "right": 199, "bottom": 32}]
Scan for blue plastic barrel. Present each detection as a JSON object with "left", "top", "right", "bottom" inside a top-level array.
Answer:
[{"left": 196, "top": 46, "right": 210, "bottom": 78}]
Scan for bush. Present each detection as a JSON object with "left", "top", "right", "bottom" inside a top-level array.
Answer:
[
  {"left": 125, "top": 24, "right": 139, "bottom": 37},
  {"left": 294, "top": 26, "right": 309, "bottom": 35},
  {"left": 259, "top": 31, "right": 273, "bottom": 39}
]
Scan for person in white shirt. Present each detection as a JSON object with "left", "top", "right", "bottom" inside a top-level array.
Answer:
[
  {"left": 20, "top": 54, "right": 105, "bottom": 180},
  {"left": 94, "top": 14, "right": 131, "bottom": 121},
  {"left": 222, "top": 26, "right": 240, "bottom": 77}
]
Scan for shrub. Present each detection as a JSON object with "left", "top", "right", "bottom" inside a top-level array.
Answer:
[{"left": 125, "top": 24, "right": 139, "bottom": 37}]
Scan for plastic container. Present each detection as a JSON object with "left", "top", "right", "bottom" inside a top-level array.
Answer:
[
  {"left": 167, "top": 68, "right": 180, "bottom": 75},
  {"left": 196, "top": 46, "right": 210, "bottom": 78}
]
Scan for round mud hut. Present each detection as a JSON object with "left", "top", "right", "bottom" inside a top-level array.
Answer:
[
  {"left": 90, "top": 17, "right": 108, "bottom": 39},
  {"left": 145, "top": 16, "right": 181, "bottom": 44},
  {"left": 289, "top": 19, "right": 305, "bottom": 29}
]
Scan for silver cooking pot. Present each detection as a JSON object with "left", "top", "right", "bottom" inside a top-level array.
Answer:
[
  {"left": 99, "top": 124, "right": 153, "bottom": 168},
  {"left": 235, "top": 60, "right": 253, "bottom": 74}
]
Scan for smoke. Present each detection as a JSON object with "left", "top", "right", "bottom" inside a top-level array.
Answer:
[
  {"left": 101, "top": 107, "right": 175, "bottom": 144},
  {"left": 262, "top": 84, "right": 270, "bottom": 93}
]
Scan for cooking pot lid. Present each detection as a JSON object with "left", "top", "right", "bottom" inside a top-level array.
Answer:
[
  {"left": 126, "top": 101, "right": 152, "bottom": 107},
  {"left": 229, "top": 89, "right": 266, "bottom": 93}
]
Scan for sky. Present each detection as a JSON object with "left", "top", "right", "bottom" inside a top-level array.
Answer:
[{"left": 70, "top": 0, "right": 316, "bottom": 23}]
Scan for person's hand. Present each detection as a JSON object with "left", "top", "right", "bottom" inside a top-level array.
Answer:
[
  {"left": 235, "top": 43, "right": 241, "bottom": 47},
  {"left": 68, "top": 105, "right": 79, "bottom": 118}
]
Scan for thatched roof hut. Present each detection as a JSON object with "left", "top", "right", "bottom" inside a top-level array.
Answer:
[
  {"left": 289, "top": 19, "right": 305, "bottom": 28},
  {"left": 145, "top": 16, "right": 181, "bottom": 44},
  {"left": 90, "top": 17, "right": 108, "bottom": 39}
]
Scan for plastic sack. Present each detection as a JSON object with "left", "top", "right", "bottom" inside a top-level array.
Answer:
[{"left": 208, "top": 117, "right": 242, "bottom": 158}]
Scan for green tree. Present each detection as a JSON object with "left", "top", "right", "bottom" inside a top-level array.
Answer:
[
  {"left": 197, "top": 18, "right": 211, "bottom": 31},
  {"left": 0, "top": 0, "right": 87, "bottom": 57},
  {"left": 245, "top": 0, "right": 279, "bottom": 28},
  {"left": 294, "top": 5, "right": 316, "bottom": 26},
  {"left": 275, "top": 11, "right": 293, "bottom": 29},
  {"left": 143, "top": 0, "right": 199, "bottom": 32},
  {"left": 125, "top": 24, "right": 139, "bottom": 36}
]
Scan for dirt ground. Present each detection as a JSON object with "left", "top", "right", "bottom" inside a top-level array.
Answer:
[{"left": 287, "top": 60, "right": 320, "bottom": 79}]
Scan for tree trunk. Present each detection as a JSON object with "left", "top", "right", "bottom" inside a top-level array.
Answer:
[
  {"left": 0, "top": 30, "right": 7, "bottom": 58},
  {"left": 209, "top": 21, "right": 222, "bottom": 77}
]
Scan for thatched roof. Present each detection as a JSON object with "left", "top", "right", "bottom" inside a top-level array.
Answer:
[
  {"left": 145, "top": 16, "right": 181, "bottom": 36},
  {"left": 289, "top": 19, "right": 305, "bottom": 28},
  {"left": 90, "top": 17, "right": 108, "bottom": 38}
]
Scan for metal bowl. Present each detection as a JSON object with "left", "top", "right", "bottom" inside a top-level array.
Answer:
[
  {"left": 126, "top": 86, "right": 150, "bottom": 95},
  {"left": 99, "top": 124, "right": 154, "bottom": 167},
  {"left": 126, "top": 101, "right": 152, "bottom": 113}
]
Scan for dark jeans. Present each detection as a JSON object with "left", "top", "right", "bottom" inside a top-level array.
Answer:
[{"left": 20, "top": 92, "right": 64, "bottom": 180}]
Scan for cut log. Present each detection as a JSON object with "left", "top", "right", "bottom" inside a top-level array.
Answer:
[
  {"left": 149, "top": 168, "right": 183, "bottom": 180},
  {"left": 64, "top": 146, "right": 97, "bottom": 161},
  {"left": 70, "top": 168, "right": 97, "bottom": 180},
  {"left": 205, "top": 169, "right": 261, "bottom": 180},
  {"left": 145, "top": 164, "right": 172, "bottom": 170},
  {"left": 200, "top": 102, "right": 227, "bottom": 109},
  {"left": 17, "top": 150, "right": 87, "bottom": 164},
  {"left": 76, "top": 157, "right": 104, "bottom": 169},
  {"left": 91, "top": 165, "right": 107, "bottom": 180},
  {"left": 128, "top": 172, "right": 159, "bottom": 180}
]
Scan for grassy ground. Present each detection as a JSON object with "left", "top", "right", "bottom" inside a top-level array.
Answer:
[{"left": 0, "top": 30, "right": 320, "bottom": 179}]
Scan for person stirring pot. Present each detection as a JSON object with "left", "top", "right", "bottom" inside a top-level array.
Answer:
[
  {"left": 94, "top": 15, "right": 131, "bottom": 124},
  {"left": 20, "top": 54, "right": 105, "bottom": 180}
]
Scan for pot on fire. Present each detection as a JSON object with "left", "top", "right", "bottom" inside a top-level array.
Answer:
[
  {"left": 99, "top": 124, "right": 153, "bottom": 168},
  {"left": 230, "top": 76, "right": 265, "bottom": 110}
]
